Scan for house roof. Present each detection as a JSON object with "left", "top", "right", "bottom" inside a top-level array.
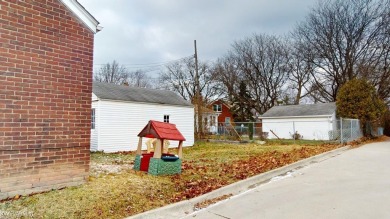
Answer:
[
  {"left": 261, "top": 102, "right": 336, "bottom": 118},
  {"left": 138, "top": 120, "right": 186, "bottom": 141},
  {"left": 210, "top": 99, "right": 232, "bottom": 109},
  {"left": 92, "top": 82, "right": 193, "bottom": 107},
  {"left": 59, "top": 0, "right": 101, "bottom": 33}
]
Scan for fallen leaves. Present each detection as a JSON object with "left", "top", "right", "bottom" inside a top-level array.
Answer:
[
  {"left": 169, "top": 144, "right": 340, "bottom": 202},
  {"left": 194, "top": 194, "right": 233, "bottom": 210},
  {"left": 0, "top": 141, "right": 343, "bottom": 219}
]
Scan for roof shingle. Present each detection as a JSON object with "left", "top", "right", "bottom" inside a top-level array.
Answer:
[
  {"left": 138, "top": 120, "right": 186, "bottom": 141},
  {"left": 92, "top": 82, "right": 192, "bottom": 107},
  {"left": 261, "top": 102, "right": 336, "bottom": 118}
]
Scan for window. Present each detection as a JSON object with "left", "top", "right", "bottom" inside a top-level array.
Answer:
[
  {"left": 91, "top": 108, "right": 95, "bottom": 129},
  {"left": 225, "top": 117, "right": 231, "bottom": 124},
  {"left": 164, "top": 115, "right": 170, "bottom": 123},
  {"left": 213, "top": 104, "right": 222, "bottom": 112}
]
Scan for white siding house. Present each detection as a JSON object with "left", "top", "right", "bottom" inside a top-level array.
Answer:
[
  {"left": 91, "top": 82, "right": 194, "bottom": 152},
  {"left": 194, "top": 105, "right": 219, "bottom": 134},
  {"left": 260, "top": 103, "right": 337, "bottom": 140}
]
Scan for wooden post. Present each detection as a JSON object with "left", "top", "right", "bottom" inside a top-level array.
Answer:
[
  {"left": 194, "top": 40, "right": 202, "bottom": 140},
  {"left": 178, "top": 141, "right": 183, "bottom": 159},
  {"left": 136, "top": 137, "right": 142, "bottom": 155},
  {"left": 270, "top": 130, "right": 281, "bottom": 140},
  {"left": 153, "top": 139, "right": 162, "bottom": 158}
]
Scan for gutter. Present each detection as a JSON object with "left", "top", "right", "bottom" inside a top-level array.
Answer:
[
  {"left": 260, "top": 114, "right": 334, "bottom": 119},
  {"left": 97, "top": 98, "right": 194, "bottom": 108}
]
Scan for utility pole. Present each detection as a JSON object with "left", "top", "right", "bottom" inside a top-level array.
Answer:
[{"left": 194, "top": 40, "right": 202, "bottom": 139}]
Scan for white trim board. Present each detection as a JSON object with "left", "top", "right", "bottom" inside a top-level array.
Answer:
[{"left": 59, "top": 0, "right": 102, "bottom": 33}]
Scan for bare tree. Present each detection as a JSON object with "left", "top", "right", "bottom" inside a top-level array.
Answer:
[
  {"left": 127, "top": 70, "right": 152, "bottom": 88},
  {"left": 94, "top": 60, "right": 129, "bottom": 85},
  {"left": 213, "top": 55, "right": 240, "bottom": 101},
  {"left": 159, "top": 57, "right": 222, "bottom": 104},
  {"left": 285, "top": 38, "right": 315, "bottom": 104},
  {"left": 293, "top": 0, "right": 388, "bottom": 102},
  {"left": 359, "top": 6, "right": 390, "bottom": 103},
  {"left": 216, "top": 34, "right": 290, "bottom": 114}
]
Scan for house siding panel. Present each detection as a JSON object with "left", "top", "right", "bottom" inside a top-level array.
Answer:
[
  {"left": 262, "top": 115, "right": 334, "bottom": 140},
  {"left": 0, "top": 0, "right": 94, "bottom": 200},
  {"left": 95, "top": 100, "right": 194, "bottom": 152},
  {"left": 90, "top": 100, "right": 99, "bottom": 151}
]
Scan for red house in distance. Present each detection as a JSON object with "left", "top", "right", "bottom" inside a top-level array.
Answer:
[{"left": 210, "top": 99, "right": 234, "bottom": 124}]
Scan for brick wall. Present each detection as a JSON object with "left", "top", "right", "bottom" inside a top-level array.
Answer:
[{"left": 0, "top": 0, "right": 94, "bottom": 200}]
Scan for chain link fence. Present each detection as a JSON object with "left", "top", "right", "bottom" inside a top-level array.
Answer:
[
  {"left": 329, "top": 118, "right": 363, "bottom": 143},
  {"left": 214, "top": 122, "right": 264, "bottom": 140},
  {"left": 206, "top": 118, "right": 363, "bottom": 143}
]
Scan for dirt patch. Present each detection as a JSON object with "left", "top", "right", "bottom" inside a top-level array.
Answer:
[
  {"left": 378, "top": 135, "right": 390, "bottom": 141},
  {"left": 349, "top": 135, "right": 390, "bottom": 148},
  {"left": 90, "top": 163, "right": 134, "bottom": 177}
]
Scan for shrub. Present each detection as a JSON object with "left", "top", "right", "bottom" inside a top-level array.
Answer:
[
  {"left": 336, "top": 79, "right": 387, "bottom": 136},
  {"left": 291, "top": 131, "right": 303, "bottom": 140}
]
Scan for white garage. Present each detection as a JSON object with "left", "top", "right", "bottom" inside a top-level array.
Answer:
[
  {"left": 91, "top": 82, "right": 194, "bottom": 152},
  {"left": 260, "top": 103, "right": 337, "bottom": 140}
]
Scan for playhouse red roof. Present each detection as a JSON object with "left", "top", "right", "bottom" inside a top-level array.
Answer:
[{"left": 138, "top": 120, "right": 186, "bottom": 141}]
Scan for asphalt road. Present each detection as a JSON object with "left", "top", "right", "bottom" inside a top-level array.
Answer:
[{"left": 183, "top": 140, "right": 390, "bottom": 219}]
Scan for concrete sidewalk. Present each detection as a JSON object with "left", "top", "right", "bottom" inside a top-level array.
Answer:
[
  {"left": 183, "top": 140, "right": 390, "bottom": 219},
  {"left": 128, "top": 145, "right": 352, "bottom": 219}
]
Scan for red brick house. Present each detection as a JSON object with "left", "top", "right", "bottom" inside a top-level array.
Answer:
[
  {"left": 210, "top": 99, "right": 234, "bottom": 124},
  {"left": 0, "top": 0, "right": 101, "bottom": 200}
]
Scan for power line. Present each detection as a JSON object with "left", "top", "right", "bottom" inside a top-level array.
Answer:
[
  {"left": 92, "top": 55, "right": 195, "bottom": 76},
  {"left": 123, "top": 55, "right": 193, "bottom": 66},
  {"left": 93, "top": 55, "right": 193, "bottom": 68}
]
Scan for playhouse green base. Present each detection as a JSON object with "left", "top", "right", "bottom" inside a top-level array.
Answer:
[
  {"left": 133, "top": 154, "right": 141, "bottom": 171},
  {"left": 148, "top": 158, "right": 182, "bottom": 175},
  {"left": 133, "top": 155, "right": 182, "bottom": 175}
]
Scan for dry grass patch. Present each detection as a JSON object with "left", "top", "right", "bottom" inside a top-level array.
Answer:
[{"left": 0, "top": 141, "right": 341, "bottom": 218}]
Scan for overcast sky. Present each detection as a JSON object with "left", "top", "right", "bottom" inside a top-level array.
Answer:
[{"left": 77, "top": 0, "right": 317, "bottom": 75}]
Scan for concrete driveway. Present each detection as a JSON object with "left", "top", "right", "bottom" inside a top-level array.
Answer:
[{"left": 183, "top": 140, "right": 390, "bottom": 219}]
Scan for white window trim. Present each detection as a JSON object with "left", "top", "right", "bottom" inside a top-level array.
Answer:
[{"left": 213, "top": 104, "right": 222, "bottom": 112}]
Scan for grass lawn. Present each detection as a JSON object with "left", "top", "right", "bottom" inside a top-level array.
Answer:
[{"left": 0, "top": 140, "right": 341, "bottom": 219}]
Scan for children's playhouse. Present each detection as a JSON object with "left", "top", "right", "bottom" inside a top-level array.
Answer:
[{"left": 133, "top": 120, "right": 185, "bottom": 175}]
